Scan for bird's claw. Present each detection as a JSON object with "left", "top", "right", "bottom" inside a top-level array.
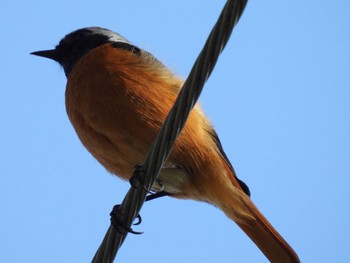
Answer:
[
  {"left": 110, "top": 205, "right": 143, "bottom": 235},
  {"left": 129, "top": 164, "right": 165, "bottom": 194}
]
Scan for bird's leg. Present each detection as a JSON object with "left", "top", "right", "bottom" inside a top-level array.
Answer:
[
  {"left": 129, "top": 164, "right": 146, "bottom": 189},
  {"left": 129, "top": 164, "right": 168, "bottom": 199}
]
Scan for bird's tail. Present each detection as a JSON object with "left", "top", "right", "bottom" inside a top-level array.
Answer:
[{"left": 211, "top": 164, "right": 300, "bottom": 263}]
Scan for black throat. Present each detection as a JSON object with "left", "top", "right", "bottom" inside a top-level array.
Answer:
[{"left": 54, "top": 29, "right": 113, "bottom": 77}]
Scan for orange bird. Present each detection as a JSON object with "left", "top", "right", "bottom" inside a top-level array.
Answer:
[{"left": 32, "top": 27, "right": 300, "bottom": 262}]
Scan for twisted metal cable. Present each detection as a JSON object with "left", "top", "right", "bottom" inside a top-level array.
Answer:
[{"left": 92, "top": 0, "right": 248, "bottom": 262}]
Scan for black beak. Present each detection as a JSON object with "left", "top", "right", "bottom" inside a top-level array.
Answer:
[{"left": 31, "top": 49, "right": 59, "bottom": 61}]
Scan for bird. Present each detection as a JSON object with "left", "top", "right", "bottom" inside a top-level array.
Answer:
[{"left": 31, "top": 27, "right": 300, "bottom": 263}]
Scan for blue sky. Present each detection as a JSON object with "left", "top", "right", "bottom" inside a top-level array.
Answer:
[{"left": 1, "top": 1, "right": 349, "bottom": 262}]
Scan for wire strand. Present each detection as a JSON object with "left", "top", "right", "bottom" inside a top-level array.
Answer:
[{"left": 92, "top": 1, "right": 248, "bottom": 262}]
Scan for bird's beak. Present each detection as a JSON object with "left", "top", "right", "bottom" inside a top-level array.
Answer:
[{"left": 31, "top": 49, "right": 59, "bottom": 61}]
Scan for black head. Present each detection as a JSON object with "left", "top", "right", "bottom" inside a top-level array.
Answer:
[{"left": 31, "top": 27, "right": 131, "bottom": 77}]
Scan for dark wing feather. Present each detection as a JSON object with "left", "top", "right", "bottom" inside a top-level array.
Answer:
[{"left": 209, "top": 128, "right": 251, "bottom": 196}]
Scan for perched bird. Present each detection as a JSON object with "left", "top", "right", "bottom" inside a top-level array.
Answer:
[{"left": 32, "top": 27, "right": 300, "bottom": 262}]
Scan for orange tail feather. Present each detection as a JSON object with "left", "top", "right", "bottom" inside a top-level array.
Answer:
[
  {"left": 229, "top": 194, "right": 300, "bottom": 263},
  {"left": 214, "top": 164, "right": 300, "bottom": 263}
]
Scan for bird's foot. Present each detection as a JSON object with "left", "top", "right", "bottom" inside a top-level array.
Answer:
[{"left": 109, "top": 205, "right": 143, "bottom": 235}]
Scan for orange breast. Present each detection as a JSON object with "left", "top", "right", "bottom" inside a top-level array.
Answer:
[{"left": 65, "top": 44, "right": 225, "bottom": 199}]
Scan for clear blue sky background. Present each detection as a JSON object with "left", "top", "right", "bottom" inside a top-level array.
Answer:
[{"left": 1, "top": 1, "right": 349, "bottom": 262}]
